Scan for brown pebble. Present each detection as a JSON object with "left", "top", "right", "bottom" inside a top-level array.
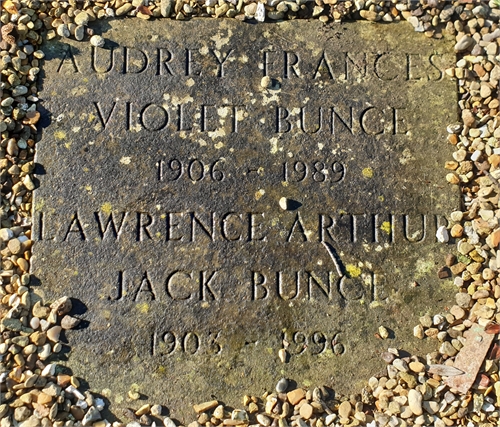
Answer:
[
  {"left": 287, "top": 388, "right": 305, "bottom": 405},
  {"left": 61, "top": 315, "right": 81, "bottom": 330},
  {"left": 299, "top": 403, "right": 313, "bottom": 420},
  {"left": 445, "top": 254, "right": 457, "bottom": 267},
  {"left": 193, "top": 400, "right": 218, "bottom": 414},
  {"left": 338, "top": 401, "right": 352, "bottom": 419},
  {"left": 450, "top": 224, "right": 463, "bottom": 238},
  {"left": 450, "top": 263, "right": 466, "bottom": 275},
  {"left": 408, "top": 361, "right": 425, "bottom": 373},
  {"left": 57, "top": 375, "right": 71, "bottom": 388},
  {"left": 437, "top": 266, "right": 451, "bottom": 279},
  {"left": 381, "top": 351, "right": 395, "bottom": 364},
  {"left": 7, "top": 238, "right": 22, "bottom": 255},
  {"left": 16, "top": 257, "right": 29, "bottom": 272},
  {"left": 50, "top": 296, "right": 72, "bottom": 316},
  {"left": 71, "top": 406, "right": 85, "bottom": 420},
  {"left": 135, "top": 404, "right": 151, "bottom": 416},
  {"left": 30, "top": 331, "right": 46, "bottom": 346},
  {"left": 46, "top": 326, "right": 62, "bottom": 342},
  {"left": 38, "top": 392, "right": 53, "bottom": 405}
]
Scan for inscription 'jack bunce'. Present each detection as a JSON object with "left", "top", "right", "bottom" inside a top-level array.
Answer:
[{"left": 108, "top": 268, "right": 386, "bottom": 304}]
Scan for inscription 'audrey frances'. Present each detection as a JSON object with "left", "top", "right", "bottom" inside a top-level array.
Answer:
[{"left": 57, "top": 44, "right": 450, "bottom": 83}]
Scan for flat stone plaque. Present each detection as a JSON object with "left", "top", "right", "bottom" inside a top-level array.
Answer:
[{"left": 32, "top": 19, "right": 458, "bottom": 419}]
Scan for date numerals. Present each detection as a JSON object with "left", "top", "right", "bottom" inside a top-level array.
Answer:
[
  {"left": 157, "top": 158, "right": 225, "bottom": 182},
  {"left": 151, "top": 330, "right": 222, "bottom": 356},
  {"left": 283, "top": 331, "right": 345, "bottom": 356},
  {"left": 283, "top": 161, "right": 345, "bottom": 183}
]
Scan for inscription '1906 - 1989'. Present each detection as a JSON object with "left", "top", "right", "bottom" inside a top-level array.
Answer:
[{"left": 33, "top": 20, "right": 458, "bottom": 413}]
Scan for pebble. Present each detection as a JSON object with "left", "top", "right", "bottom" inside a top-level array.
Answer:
[
  {"left": 90, "top": 35, "right": 106, "bottom": 48},
  {"left": 422, "top": 401, "right": 439, "bottom": 415},
  {"left": 338, "top": 401, "right": 352, "bottom": 419},
  {"left": 39, "top": 343, "right": 52, "bottom": 360},
  {"left": 61, "top": 315, "right": 81, "bottom": 329},
  {"left": 163, "top": 418, "right": 176, "bottom": 427},
  {"left": 436, "top": 226, "right": 449, "bottom": 243},
  {"left": 276, "top": 378, "right": 288, "bottom": 393},
  {"left": 193, "top": 401, "right": 218, "bottom": 414},
  {"left": 213, "top": 405, "right": 224, "bottom": 419},
  {"left": 151, "top": 405, "right": 163, "bottom": 416},
  {"left": 439, "top": 341, "right": 458, "bottom": 357},
  {"left": 378, "top": 325, "right": 389, "bottom": 339},
  {"left": 0, "top": 405, "right": 8, "bottom": 419},
  {"left": 408, "top": 389, "right": 423, "bottom": 416},
  {"left": 256, "top": 414, "right": 271, "bottom": 426},
  {"left": 47, "top": 326, "right": 62, "bottom": 342},
  {"left": 287, "top": 388, "right": 305, "bottom": 405},
  {"left": 0, "top": 228, "right": 14, "bottom": 241},
  {"left": 299, "top": 403, "right": 313, "bottom": 420},
  {"left": 278, "top": 348, "right": 288, "bottom": 363},
  {"left": 381, "top": 351, "right": 395, "bottom": 364},
  {"left": 51, "top": 296, "right": 72, "bottom": 315},
  {"left": 454, "top": 35, "right": 475, "bottom": 52},
  {"left": 57, "top": 24, "right": 70, "bottom": 38},
  {"left": 413, "top": 324, "right": 424, "bottom": 339},
  {"left": 261, "top": 76, "right": 272, "bottom": 89},
  {"left": 402, "top": 374, "right": 418, "bottom": 390},
  {"left": 75, "top": 26, "right": 85, "bottom": 41},
  {"left": 393, "top": 359, "right": 409, "bottom": 372},
  {"left": 324, "top": 414, "right": 336, "bottom": 426},
  {"left": 135, "top": 405, "right": 150, "bottom": 416},
  {"left": 255, "top": 2, "right": 266, "bottom": 21},
  {"left": 8, "top": 238, "right": 22, "bottom": 254},
  {"left": 82, "top": 407, "right": 101, "bottom": 426},
  {"left": 74, "top": 11, "right": 90, "bottom": 26}
]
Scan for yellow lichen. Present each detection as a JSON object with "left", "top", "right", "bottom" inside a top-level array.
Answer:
[
  {"left": 54, "top": 130, "right": 66, "bottom": 140},
  {"left": 101, "top": 202, "right": 112, "bottom": 214},
  {"left": 362, "top": 167, "right": 373, "bottom": 178},
  {"left": 346, "top": 264, "right": 361, "bottom": 278},
  {"left": 380, "top": 221, "right": 391, "bottom": 235},
  {"left": 136, "top": 302, "right": 149, "bottom": 313}
]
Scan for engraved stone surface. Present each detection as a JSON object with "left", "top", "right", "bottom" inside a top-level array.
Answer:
[{"left": 32, "top": 19, "right": 458, "bottom": 419}]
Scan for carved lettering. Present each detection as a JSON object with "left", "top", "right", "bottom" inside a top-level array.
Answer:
[
  {"left": 94, "top": 212, "right": 128, "bottom": 240},
  {"left": 211, "top": 49, "right": 233, "bottom": 77},
  {"left": 63, "top": 212, "right": 86, "bottom": 241},
  {"left": 123, "top": 47, "right": 149, "bottom": 74},
  {"left": 57, "top": 45, "right": 80, "bottom": 73}
]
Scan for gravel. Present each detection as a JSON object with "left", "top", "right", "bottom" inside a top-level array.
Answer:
[{"left": 2, "top": 1, "right": 500, "bottom": 427}]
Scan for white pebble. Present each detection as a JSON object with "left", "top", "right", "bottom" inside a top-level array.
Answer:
[
  {"left": 90, "top": 35, "right": 105, "bottom": 48},
  {"left": 66, "top": 385, "right": 86, "bottom": 400},
  {"left": 255, "top": 2, "right": 266, "bottom": 22},
  {"left": 41, "top": 363, "right": 55, "bottom": 376},
  {"left": 436, "top": 226, "right": 449, "bottom": 243},
  {"left": 470, "top": 150, "right": 482, "bottom": 161},
  {"left": 164, "top": 417, "right": 176, "bottom": 427}
]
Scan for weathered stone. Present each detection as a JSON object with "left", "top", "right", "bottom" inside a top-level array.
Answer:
[{"left": 33, "top": 20, "right": 457, "bottom": 419}]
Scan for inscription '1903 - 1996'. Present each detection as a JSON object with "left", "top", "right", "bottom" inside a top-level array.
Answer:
[{"left": 33, "top": 20, "right": 458, "bottom": 413}]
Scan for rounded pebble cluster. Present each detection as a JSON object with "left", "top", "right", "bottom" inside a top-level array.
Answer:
[{"left": 3, "top": 1, "right": 500, "bottom": 427}]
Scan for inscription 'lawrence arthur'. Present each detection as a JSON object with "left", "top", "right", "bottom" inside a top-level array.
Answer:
[{"left": 35, "top": 210, "right": 447, "bottom": 244}]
